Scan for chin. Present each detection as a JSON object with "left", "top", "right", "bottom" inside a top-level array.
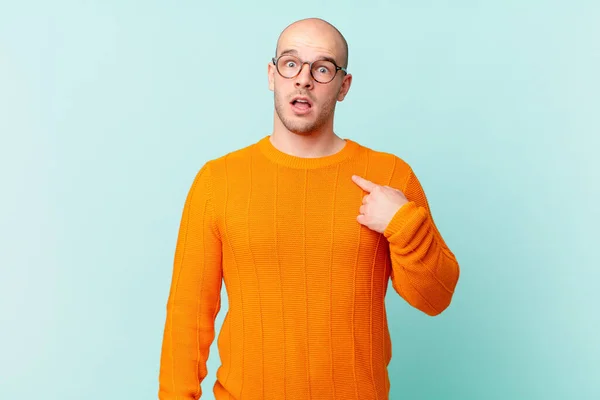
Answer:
[
  {"left": 275, "top": 104, "right": 328, "bottom": 136},
  {"left": 285, "top": 121, "right": 319, "bottom": 135},
  {"left": 277, "top": 113, "right": 315, "bottom": 135}
]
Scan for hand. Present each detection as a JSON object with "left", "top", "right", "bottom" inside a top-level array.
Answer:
[{"left": 351, "top": 175, "right": 409, "bottom": 233}]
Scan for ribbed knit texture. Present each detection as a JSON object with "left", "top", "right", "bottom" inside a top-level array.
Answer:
[{"left": 158, "top": 135, "right": 460, "bottom": 399}]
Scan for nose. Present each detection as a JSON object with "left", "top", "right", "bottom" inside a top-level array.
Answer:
[{"left": 294, "top": 63, "right": 314, "bottom": 89}]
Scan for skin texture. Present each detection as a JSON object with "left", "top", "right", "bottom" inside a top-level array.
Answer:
[{"left": 267, "top": 18, "right": 408, "bottom": 232}]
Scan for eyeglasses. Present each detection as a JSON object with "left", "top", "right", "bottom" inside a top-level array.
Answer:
[{"left": 272, "top": 54, "right": 347, "bottom": 84}]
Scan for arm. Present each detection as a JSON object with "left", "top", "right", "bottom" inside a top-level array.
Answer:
[
  {"left": 158, "top": 162, "right": 223, "bottom": 399},
  {"left": 383, "top": 168, "right": 460, "bottom": 316}
]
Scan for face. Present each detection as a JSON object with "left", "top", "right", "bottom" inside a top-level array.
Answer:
[{"left": 268, "top": 24, "right": 352, "bottom": 136}]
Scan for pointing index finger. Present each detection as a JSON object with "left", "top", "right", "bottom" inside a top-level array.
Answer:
[{"left": 352, "top": 175, "right": 377, "bottom": 193}]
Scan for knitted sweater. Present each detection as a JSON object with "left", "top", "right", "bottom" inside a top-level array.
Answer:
[{"left": 158, "top": 135, "right": 460, "bottom": 399}]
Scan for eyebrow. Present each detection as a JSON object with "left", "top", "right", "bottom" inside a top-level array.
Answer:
[{"left": 278, "top": 49, "right": 339, "bottom": 65}]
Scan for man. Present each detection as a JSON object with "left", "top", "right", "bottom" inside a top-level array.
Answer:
[{"left": 158, "top": 17, "right": 460, "bottom": 400}]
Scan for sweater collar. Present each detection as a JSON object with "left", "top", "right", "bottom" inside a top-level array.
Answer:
[{"left": 256, "top": 135, "right": 360, "bottom": 169}]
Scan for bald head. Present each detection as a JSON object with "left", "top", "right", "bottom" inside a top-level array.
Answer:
[{"left": 275, "top": 18, "right": 349, "bottom": 69}]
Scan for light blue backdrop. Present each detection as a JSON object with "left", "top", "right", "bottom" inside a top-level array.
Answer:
[{"left": 1, "top": 1, "right": 598, "bottom": 399}]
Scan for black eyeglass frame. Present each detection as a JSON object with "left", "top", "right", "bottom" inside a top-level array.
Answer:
[{"left": 272, "top": 55, "right": 348, "bottom": 84}]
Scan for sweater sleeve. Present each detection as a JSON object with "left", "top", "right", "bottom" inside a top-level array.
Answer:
[
  {"left": 158, "top": 162, "right": 223, "bottom": 399},
  {"left": 383, "top": 168, "right": 460, "bottom": 316}
]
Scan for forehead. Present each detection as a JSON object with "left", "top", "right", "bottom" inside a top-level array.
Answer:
[{"left": 276, "top": 26, "right": 342, "bottom": 61}]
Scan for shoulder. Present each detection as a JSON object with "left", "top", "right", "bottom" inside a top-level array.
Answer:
[
  {"left": 194, "top": 139, "right": 259, "bottom": 179},
  {"left": 353, "top": 138, "right": 412, "bottom": 170},
  {"left": 352, "top": 139, "right": 414, "bottom": 189}
]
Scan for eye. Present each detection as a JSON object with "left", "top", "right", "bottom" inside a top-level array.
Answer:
[{"left": 286, "top": 61, "right": 297, "bottom": 68}]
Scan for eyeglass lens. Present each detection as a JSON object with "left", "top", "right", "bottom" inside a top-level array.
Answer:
[{"left": 276, "top": 55, "right": 337, "bottom": 83}]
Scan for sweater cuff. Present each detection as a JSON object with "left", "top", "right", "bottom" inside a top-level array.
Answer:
[{"left": 383, "top": 201, "right": 428, "bottom": 248}]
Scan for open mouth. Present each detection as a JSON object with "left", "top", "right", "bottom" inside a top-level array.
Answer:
[{"left": 290, "top": 97, "right": 313, "bottom": 113}]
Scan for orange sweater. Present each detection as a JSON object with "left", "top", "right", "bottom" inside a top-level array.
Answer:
[{"left": 158, "top": 135, "right": 460, "bottom": 399}]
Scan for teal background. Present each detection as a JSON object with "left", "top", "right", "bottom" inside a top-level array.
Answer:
[{"left": 1, "top": 1, "right": 598, "bottom": 399}]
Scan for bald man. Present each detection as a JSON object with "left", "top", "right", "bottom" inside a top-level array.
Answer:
[{"left": 158, "top": 18, "right": 460, "bottom": 400}]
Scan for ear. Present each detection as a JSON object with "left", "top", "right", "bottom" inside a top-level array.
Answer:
[
  {"left": 268, "top": 61, "right": 275, "bottom": 92},
  {"left": 336, "top": 73, "right": 352, "bottom": 101}
]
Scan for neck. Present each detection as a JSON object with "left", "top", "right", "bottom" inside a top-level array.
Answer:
[{"left": 271, "top": 119, "right": 346, "bottom": 158}]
